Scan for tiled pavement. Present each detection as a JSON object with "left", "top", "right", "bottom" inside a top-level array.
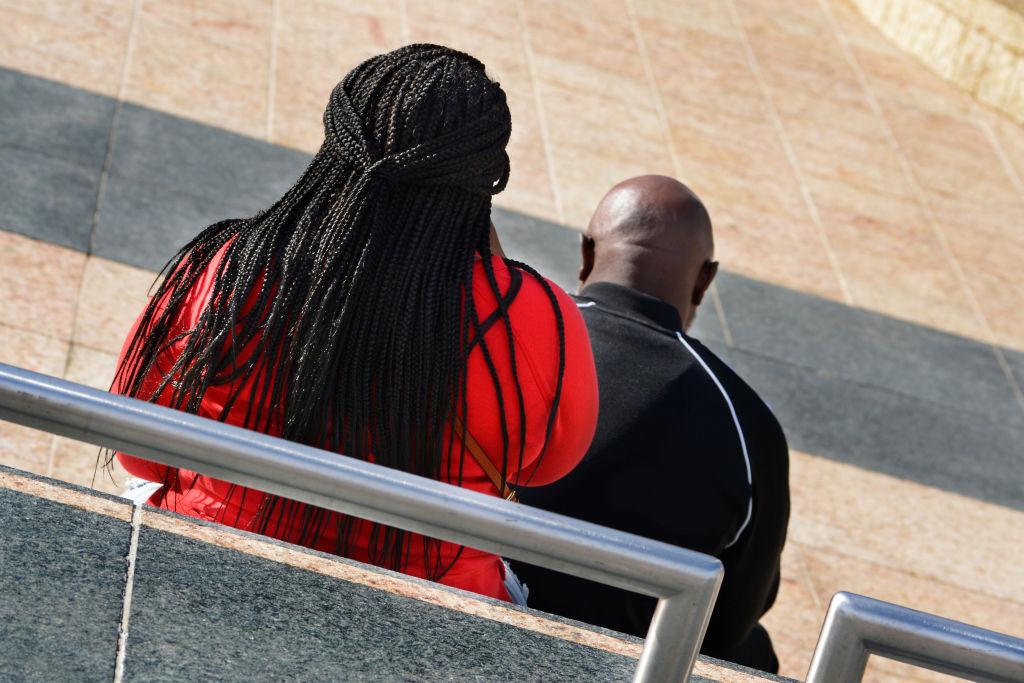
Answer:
[{"left": 1, "top": 1, "right": 1023, "bottom": 681}]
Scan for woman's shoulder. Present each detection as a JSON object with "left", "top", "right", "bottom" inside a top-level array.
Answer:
[
  {"left": 471, "top": 256, "right": 576, "bottom": 318},
  {"left": 471, "top": 255, "right": 591, "bottom": 393},
  {"left": 469, "top": 256, "right": 598, "bottom": 487}
]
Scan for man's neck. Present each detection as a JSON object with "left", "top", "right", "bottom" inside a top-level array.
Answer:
[{"left": 583, "top": 266, "right": 691, "bottom": 326}]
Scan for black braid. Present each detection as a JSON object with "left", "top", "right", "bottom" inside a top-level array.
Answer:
[{"left": 111, "top": 44, "right": 566, "bottom": 579}]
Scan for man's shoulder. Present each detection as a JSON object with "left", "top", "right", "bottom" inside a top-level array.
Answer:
[
  {"left": 683, "top": 337, "right": 789, "bottom": 460},
  {"left": 681, "top": 336, "right": 758, "bottom": 399},
  {"left": 571, "top": 293, "right": 682, "bottom": 344}
]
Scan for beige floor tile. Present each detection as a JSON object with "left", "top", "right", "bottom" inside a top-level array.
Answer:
[
  {"left": 636, "top": 10, "right": 849, "bottom": 302},
  {"left": 760, "top": 542, "right": 824, "bottom": 680},
  {"left": 0, "top": 325, "right": 67, "bottom": 375},
  {"left": 667, "top": 114, "right": 805, "bottom": 219},
  {"left": 977, "top": 108, "right": 1024, "bottom": 191},
  {"left": 493, "top": 194, "right": 564, "bottom": 229},
  {"left": 640, "top": 16, "right": 782, "bottom": 171},
  {"left": 270, "top": 44, "right": 343, "bottom": 153},
  {"left": 681, "top": 171, "right": 846, "bottom": 301},
  {"left": 0, "top": 324, "right": 68, "bottom": 476},
  {"left": 820, "top": 0, "right": 902, "bottom": 55},
  {"left": 549, "top": 134, "right": 676, "bottom": 231},
  {"left": 537, "top": 80, "right": 674, "bottom": 228},
  {"left": 65, "top": 344, "right": 118, "bottom": 390},
  {"left": 868, "top": 102, "right": 1024, "bottom": 347},
  {"left": 405, "top": 0, "right": 524, "bottom": 56},
  {"left": 736, "top": 1, "right": 857, "bottom": 88},
  {"left": 770, "top": 103, "right": 906, "bottom": 191},
  {"left": 788, "top": 451, "right": 1024, "bottom": 604},
  {"left": 836, "top": 8, "right": 976, "bottom": 122},
  {"left": 538, "top": 74, "right": 667, "bottom": 156},
  {"left": 0, "top": 0, "right": 132, "bottom": 97},
  {"left": 880, "top": 104, "right": 1019, "bottom": 207},
  {"left": 271, "top": 2, "right": 402, "bottom": 151},
  {"left": 521, "top": 0, "right": 648, "bottom": 87},
  {"left": 632, "top": 0, "right": 736, "bottom": 37},
  {"left": 0, "top": 421, "right": 54, "bottom": 478},
  {"left": 923, "top": 175, "right": 1023, "bottom": 259},
  {"left": 0, "top": 231, "right": 86, "bottom": 341},
  {"left": 125, "top": 6, "right": 271, "bottom": 139},
  {"left": 830, "top": 241, "right": 983, "bottom": 342},
  {"left": 48, "top": 345, "right": 124, "bottom": 494},
  {"left": 803, "top": 547, "right": 1024, "bottom": 682},
  {"left": 137, "top": 0, "right": 272, "bottom": 47},
  {"left": 801, "top": 172, "right": 921, "bottom": 225},
  {"left": 536, "top": 59, "right": 663, "bottom": 149},
  {"left": 267, "top": 47, "right": 338, "bottom": 152},
  {"left": 405, "top": 2, "right": 558, "bottom": 221},
  {"left": 495, "top": 84, "right": 563, "bottom": 229},
  {"left": 72, "top": 256, "right": 157, "bottom": 356},
  {"left": 803, "top": 180, "right": 985, "bottom": 340},
  {"left": 275, "top": 0, "right": 399, "bottom": 38},
  {"left": 638, "top": 19, "right": 762, "bottom": 115},
  {"left": 49, "top": 436, "right": 125, "bottom": 496},
  {"left": 861, "top": 663, "right": 962, "bottom": 683},
  {"left": 853, "top": 45, "right": 975, "bottom": 120},
  {"left": 531, "top": 51, "right": 651, "bottom": 108},
  {"left": 943, "top": 226, "right": 1024, "bottom": 351},
  {"left": 521, "top": 0, "right": 677, "bottom": 228},
  {"left": 727, "top": 0, "right": 993, "bottom": 336}
]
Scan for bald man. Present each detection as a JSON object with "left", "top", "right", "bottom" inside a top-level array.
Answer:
[{"left": 511, "top": 176, "right": 790, "bottom": 673}]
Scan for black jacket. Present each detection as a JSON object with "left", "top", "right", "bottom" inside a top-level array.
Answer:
[{"left": 512, "top": 282, "right": 790, "bottom": 673}]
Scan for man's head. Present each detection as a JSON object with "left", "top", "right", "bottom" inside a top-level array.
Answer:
[{"left": 580, "top": 175, "right": 717, "bottom": 331}]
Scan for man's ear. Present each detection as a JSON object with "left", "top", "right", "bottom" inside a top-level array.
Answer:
[
  {"left": 691, "top": 260, "right": 718, "bottom": 306},
  {"left": 579, "top": 235, "right": 595, "bottom": 284}
]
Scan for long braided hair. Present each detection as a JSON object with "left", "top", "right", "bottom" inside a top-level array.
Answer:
[{"left": 113, "top": 44, "right": 567, "bottom": 578}]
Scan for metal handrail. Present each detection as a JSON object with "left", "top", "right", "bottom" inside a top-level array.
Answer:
[
  {"left": 806, "top": 592, "right": 1024, "bottom": 682},
  {"left": 0, "top": 362, "right": 722, "bottom": 682}
]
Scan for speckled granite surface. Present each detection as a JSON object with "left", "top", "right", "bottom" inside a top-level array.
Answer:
[
  {"left": 125, "top": 524, "right": 638, "bottom": 682},
  {"left": 0, "top": 467, "right": 792, "bottom": 682},
  {"left": 0, "top": 481, "right": 131, "bottom": 681}
]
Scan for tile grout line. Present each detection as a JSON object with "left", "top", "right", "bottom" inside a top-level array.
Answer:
[
  {"left": 972, "top": 106, "right": 1024, "bottom": 199},
  {"left": 266, "top": 0, "right": 279, "bottom": 143},
  {"left": 791, "top": 543, "right": 823, "bottom": 611},
  {"left": 724, "top": 0, "right": 855, "bottom": 307},
  {"left": 624, "top": 0, "right": 735, "bottom": 347},
  {"left": 816, "top": 0, "right": 1024, "bottom": 419},
  {"left": 970, "top": 108, "right": 1024, "bottom": 409},
  {"left": 515, "top": 0, "right": 566, "bottom": 226},
  {"left": 792, "top": 536, "right": 1024, "bottom": 607},
  {"left": 113, "top": 504, "right": 142, "bottom": 683},
  {"left": 709, "top": 283, "right": 735, "bottom": 347},
  {"left": 49, "top": 0, "right": 141, "bottom": 477},
  {"left": 84, "top": 0, "right": 142, "bottom": 259},
  {"left": 623, "top": 0, "right": 679, "bottom": 179}
]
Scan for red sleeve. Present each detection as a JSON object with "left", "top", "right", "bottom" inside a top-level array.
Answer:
[
  {"left": 509, "top": 281, "right": 597, "bottom": 486},
  {"left": 113, "top": 249, "right": 223, "bottom": 483},
  {"left": 465, "top": 259, "right": 598, "bottom": 489},
  {"left": 113, "top": 305, "right": 176, "bottom": 483}
]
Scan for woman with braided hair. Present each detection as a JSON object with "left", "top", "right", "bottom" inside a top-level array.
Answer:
[{"left": 111, "top": 44, "right": 598, "bottom": 602}]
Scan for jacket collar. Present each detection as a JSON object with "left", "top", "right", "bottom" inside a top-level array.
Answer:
[{"left": 578, "top": 281, "right": 682, "bottom": 332}]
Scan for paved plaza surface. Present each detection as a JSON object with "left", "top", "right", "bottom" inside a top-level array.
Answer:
[{"left": 0, "top": 1, "right": 1022, "bottom": 680}]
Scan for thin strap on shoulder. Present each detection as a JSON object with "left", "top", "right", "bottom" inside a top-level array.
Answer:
[{"left": 452, "top": 416, "right": 519, "bottom": 502}]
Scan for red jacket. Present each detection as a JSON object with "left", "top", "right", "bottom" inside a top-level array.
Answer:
[{"left": 116, "top": 251, "right": 598, "bottom": 601}]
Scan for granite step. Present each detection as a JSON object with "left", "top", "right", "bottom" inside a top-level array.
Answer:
[{"left": 0, "top": 465, "right": 793, "bottom": 682}]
